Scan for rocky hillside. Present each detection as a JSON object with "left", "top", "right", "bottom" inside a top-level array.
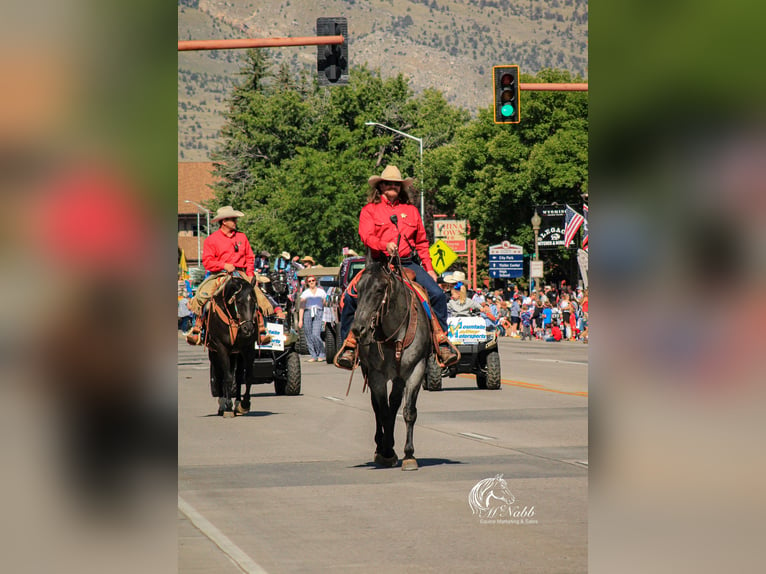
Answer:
[{"left": 178, "top": 0, "right": 588, "bottom": 160}]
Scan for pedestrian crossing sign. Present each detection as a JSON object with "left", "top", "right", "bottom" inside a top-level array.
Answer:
[{"left": 429, "top": 240, "right": 458, "bottom": 275}]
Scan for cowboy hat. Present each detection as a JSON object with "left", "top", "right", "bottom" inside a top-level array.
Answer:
[
  {"left": 367, "top": 165, "right": 414, "bottom": 189},
  {"left": 345, "top": 249, "right": 359, "bottom": 257},
  {"left": 444, "top": 270, "right": 467, "bottom": 284},
  {"left": 300, "top": 255, "right": 316, "bottom": 264},
  {"left": 211, "top": 205, "right": 245, "bottom": 222},
  {"left": 259, "top": 250, "right": 271, "bottom": 258},
  {"left": 280, "top": 251, "right": 290, "bottom": 260}
]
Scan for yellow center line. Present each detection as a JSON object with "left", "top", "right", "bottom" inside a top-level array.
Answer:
[{"left": 456, "top": 374, "right": 588, "bottom": 397}]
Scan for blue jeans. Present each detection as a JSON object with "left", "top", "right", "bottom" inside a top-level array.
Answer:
[
  {"left": 339, "top": 263, "right": 447, "bottom": 341},
  {"left": 304, "top": 310, "right": 325, "bottom": 359}
]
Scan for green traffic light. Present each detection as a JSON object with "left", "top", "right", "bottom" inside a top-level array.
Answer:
[{"left": 501, "top": 104, "right": 515, "bottom": 117}]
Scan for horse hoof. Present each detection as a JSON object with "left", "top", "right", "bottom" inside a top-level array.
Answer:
[
  {"left": 235, "top": 403, "right": 249, "bottom": 415},
  {"left": 401, "top": 458, "right": 419, "bottom": 471},
  {"left": 222, "top": 411, "right": 235, "bottom": 418},
  {"left": 374, "top": 452, "right": 398, "bottom": 468},
  {"left": 217, "top": 409, "right": 224, "bottom": 416}
]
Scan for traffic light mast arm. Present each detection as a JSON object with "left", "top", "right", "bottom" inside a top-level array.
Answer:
[
  {"left": 178, "top": 36, "right": 344, "bottom": 51},
  {"left": 520, "top": 83, "right": 588, "bottom": 91}
]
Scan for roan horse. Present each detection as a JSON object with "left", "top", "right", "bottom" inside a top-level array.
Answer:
[
  {"left": 351, "top": 260, "right": 432, "bottom": 470},
  {"left": 205, "top": 275, "right": 258, "bottom": 417}
]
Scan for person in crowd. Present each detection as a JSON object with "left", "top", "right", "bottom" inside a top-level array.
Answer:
[
  {"left": 186, "top": 206, "right": 272, "bottom": 346},
  {"left": 298, "top": 275, "right": 326, "bottom": 362},
  {"left": 580, "top": 289, "right": 589, "bottom": 344},
  {"left": 255, "top": 250, "right": 271, "bottom": 273},
  {"left": 497, "top": 300, "right": 512, "bottom": 336},
  {"left": 542, "top": 301, "right": 553, "bottom": 338},
  {"left": 520, "top": 304, "right": 533, "bottom": 341},
  {"left": 544, "top": 320, "right": 563, "bottom": 342},
  {"left": 531, "top": 293, "right": 543, "bottom": 339},
  {"left": 559, "top": 292, "right": 572, "bottom": 340},
  {"left": 509, "top": 294, "right": 521, "bottom": 337},
  {"left": 274, "top": 251, "right": 291, "bottom": 272},
  {"left": 178, "top": 293, "right": 194, "bottom": 334},
  {"left": 334, "top": 165, "right": 459, "bottom": 370}
]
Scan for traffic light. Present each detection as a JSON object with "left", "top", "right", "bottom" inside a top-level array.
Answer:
[
  {"left": 317, "top": 17, "right": 349, "bottom": 86},
  {"left": 493, "top": 65, "right": 520, "bottom": 124}
]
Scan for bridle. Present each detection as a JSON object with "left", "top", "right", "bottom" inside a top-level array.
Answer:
[
  {"left": 365, "top": 263, "right": 420, "bottom": 364},
  {"left": 207, "top": 279, "right": 255, "bottom": 347}
]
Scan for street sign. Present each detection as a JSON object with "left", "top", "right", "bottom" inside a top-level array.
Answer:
[
  {"left": 433, "top": 219, "right": 467, "bottom": 253},
  {"left": 429, "top": 240, "right": 458, "bottom": 275},
  {"left": 530, "top": 260, "right": 544, "bottom": 278},
  {"left": 488, "top": 241, "right": 523, "bottom": 278}
]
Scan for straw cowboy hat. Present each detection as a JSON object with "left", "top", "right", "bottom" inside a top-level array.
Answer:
[
  {"left": 300, "top": 255, "right": 316, "bottom": 265},
  {"left": 367, "top": 165, "right": 413, "bottom": 189},
  {"left": 444, "top": 270, "right": 467, "bottom": 284},
  {"left": 280, "top": 251, "right": 290, "bottom": 260},
  {"left": 211, "top": 205, "right": 245, "bottom": 223}
]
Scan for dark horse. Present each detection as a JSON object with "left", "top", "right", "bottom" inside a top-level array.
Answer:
[
  {"left": 351, "top": 260, "right": 432, "bottom": 470},
  {"left": 206, "top": 275, "right": 258, "bottom": 417}
]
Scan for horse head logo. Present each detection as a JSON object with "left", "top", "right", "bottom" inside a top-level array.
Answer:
[{"left": 468, "top": 474, "right": 515, "bottom": 518}]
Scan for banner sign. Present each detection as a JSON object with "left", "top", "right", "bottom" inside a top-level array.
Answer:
[
  {"left": 488, "top": 240, "right": 523, "bottom": 278},
  {"left": 536, "top": 205, "right": 567, "bottom": 249},
  {"left": 447, "top": 317, "right": 488, "bottom": 344},
  {"left": 434, "top": 219, "right": 467, "bottom": 253},
  {"left": 253, "top": 322, "right": 285, "bottom": 351}
]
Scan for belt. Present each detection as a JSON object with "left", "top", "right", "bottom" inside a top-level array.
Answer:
[{"left": 373, "top": 255, "right": 413, "bottom": 265}]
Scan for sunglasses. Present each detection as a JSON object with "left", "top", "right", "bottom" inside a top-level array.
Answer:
[{"left": 307, "top": 279, "right": 316, "bottom": 283}]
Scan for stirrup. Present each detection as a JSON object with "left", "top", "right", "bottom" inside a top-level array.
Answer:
[{"left": 334, "top": 345, "right": 357, "bottom": 370}]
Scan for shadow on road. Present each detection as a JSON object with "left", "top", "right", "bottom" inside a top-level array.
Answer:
[
  {"left": 350, "top": 458, "right": 464, "bottom": 469},
  {"left": 199, "top": 411, "right": 277, "bottom": 418}
]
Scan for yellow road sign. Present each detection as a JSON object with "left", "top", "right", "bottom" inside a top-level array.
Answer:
[{"left": 429, "top": 240, "right": 458, "bottom": 275}]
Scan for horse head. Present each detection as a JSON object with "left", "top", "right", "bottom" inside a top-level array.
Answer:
[
  {"left": 220, "top": 276, "right": 257, "bottom": 341},
  {"left": 269, "top": 270, "right": 289, "bottom": 297},
  {"left": 352, "top": 261, "right": 397, "bottom": 345}
]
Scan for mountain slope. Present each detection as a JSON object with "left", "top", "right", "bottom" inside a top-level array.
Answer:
[{"left": 178, "top": 0, "right": 588, "bottom": 160}]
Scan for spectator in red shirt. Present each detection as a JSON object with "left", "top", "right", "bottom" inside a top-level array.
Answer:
[{"left": 334, "top": 166, "right": 459, "bottom": 370}]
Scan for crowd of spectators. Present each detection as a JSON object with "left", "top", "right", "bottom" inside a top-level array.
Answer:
[{"left": 440, "top": 277, "right": 588, "bottom": 344}]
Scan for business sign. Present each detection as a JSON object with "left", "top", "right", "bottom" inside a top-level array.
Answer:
[
  {"left": 488, "top": 240, "right": 523, "bottom": 278},
  {"left": 429, "top": 240, "right": 459, "bottom": 275},
  {"left": 536, "top": 205, "right": 566, "bottom": 249},
  {"left": 434, "top": 219, "right": 467, "bottom": 253}
]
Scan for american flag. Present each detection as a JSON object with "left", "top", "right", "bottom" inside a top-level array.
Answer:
[
  {"left": 564, "top": 204, "right": 584, "bottom": 248},
  {"left": 582, "top": 204, "right": 588, "bottom": 250}
]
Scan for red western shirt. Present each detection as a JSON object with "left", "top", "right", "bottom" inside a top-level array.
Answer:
[
  {"left": 358, "top": 197, "right": 434, "bottom": 273},
  {"left": 202, "top": 228, "right": 255, "bottom": 276}
]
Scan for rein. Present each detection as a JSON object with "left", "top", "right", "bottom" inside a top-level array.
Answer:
[{"left": 369, "top": 263, "right": 420, "bottom": 366}]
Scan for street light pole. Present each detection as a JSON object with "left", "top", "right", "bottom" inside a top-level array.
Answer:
[
  {"left": 185, "top": 200, "right": 211, "bottom": 268},
  {"left": 364, "top": 121, "right": 424, "bottom": 221},
  {"left": 531, "top": 210, "right": 542, "bottom": 293}
]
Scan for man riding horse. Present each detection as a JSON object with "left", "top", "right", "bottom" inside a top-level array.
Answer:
[
  {"left": 187, "top": 205, "right": 272, "bottom": 346},
  {"left": 334, "top": 165, "right": 460, "bottom": 370}
]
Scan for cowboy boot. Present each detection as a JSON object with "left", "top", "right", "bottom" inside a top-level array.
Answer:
[
  {"left": 333, "top": 332, "right": 357, "bottom": 370},
  {"left": 430, "top": 316, "right": 460, "bottom": 367},
  {"left": 186, "top": 314, "right": 204, "bottom": 346},
  {"left": 256, "top": 311, "right": 271, "bottom": 346}
]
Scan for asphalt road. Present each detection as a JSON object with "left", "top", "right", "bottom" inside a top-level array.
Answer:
[{"left": 178, "top": 336, "right": 588, "bottom": 573}]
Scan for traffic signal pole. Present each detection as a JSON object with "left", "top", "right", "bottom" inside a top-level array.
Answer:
[{"left": 178, "top": 36, "right": 343, "bottom": 51}]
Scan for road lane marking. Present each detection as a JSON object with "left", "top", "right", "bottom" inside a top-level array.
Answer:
[
  {"left": 454, "top": 374, "right": 588, "bottom": 397},
  {"left": 179, "top": 495, "right": 269, "bottom": 574},
  {"left": 322, "top": 396, "right": 345, "bottom": 402},
  {"left": 527, "top": 358, "right": 588, "bottom": 366},
  {"left": 458, "top": 432, "right": 497, "bottom": 441}
]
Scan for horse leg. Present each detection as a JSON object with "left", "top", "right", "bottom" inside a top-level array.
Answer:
[
  {"left": 370, "top": 379, "right": 397, "bottom": 467},
  {"left": 401, "top": 361, "right": 426, "bottom": 471},
  {"left": 219, "top": 353, "right": 236, "bottom": 418},
  {"left": 234, "top": 355, "right": 250, "bottom": 415}
]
